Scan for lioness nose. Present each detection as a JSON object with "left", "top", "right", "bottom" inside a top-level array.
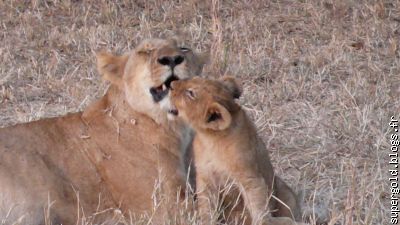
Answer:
[{"left": 157, "top": 55, "right": 184, "bottom": 68}]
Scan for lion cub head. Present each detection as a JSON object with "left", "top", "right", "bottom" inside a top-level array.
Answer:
[
  {"left": 167, "top": 76, "right": 242, "bottom": 131},
  {"left": 96, "top": 38, "right": 207, "bottom": 124}
]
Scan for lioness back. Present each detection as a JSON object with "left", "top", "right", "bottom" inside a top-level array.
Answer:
[
  {"left": 0, "top": 114, "right": 114, "bottom": 224},
  {"left": 0, "top": 38, "right": 207, "bottom": 224}
]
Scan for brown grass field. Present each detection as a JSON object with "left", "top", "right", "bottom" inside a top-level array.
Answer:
[{"left": 1, "top": 0, "right": 399, "bottom": 224}]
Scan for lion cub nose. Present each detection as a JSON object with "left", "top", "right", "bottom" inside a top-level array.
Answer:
[{"left": 157, "top": 55, "right": 184, "bottom": 68}]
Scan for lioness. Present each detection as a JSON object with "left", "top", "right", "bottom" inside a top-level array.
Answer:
[
  {"left": 0, "top": 38, "right": 206, "bottom": 224},
  {"left": 166, "top": 77, "right": 303, "bottom": 225}
]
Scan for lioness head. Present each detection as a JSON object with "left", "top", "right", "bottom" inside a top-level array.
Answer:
[
  {"left": 167, "top": 76, "right": 242, "bottom": 131},
  {"left": 96, "top": 38, "right": 207, "bottom": 123}
]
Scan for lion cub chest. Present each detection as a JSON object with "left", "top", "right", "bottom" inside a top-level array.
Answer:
[{"left": 192, "top": 131, "right": 257, "bottom": 187}]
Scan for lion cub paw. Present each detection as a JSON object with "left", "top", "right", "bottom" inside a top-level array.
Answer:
[
  {"left": 266, "top": 217, "right": 296, "bottom": 225},
  {"left": 265, "top": 217, "right": 309, "bottom": 225}
]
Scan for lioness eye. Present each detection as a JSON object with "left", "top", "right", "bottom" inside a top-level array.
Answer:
[
  {"left": 180, "top": 47, "right": 191, "bottom": 53},
  {"left": 138, "top": 49, "right": 153, "bottom": 55},
  {"left": 185, "top": 89, "right": 195, "bottom": 99}
]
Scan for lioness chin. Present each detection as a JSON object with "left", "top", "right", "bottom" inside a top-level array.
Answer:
[
  {"left": 166, "top": 76, "right": 304, "bottom": 225},
  {"left": 0, "top": 38, "right": 207, "bottom": 224}
]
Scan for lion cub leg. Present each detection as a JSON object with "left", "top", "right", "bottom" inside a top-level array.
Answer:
[
  {"left": 237, "top": 173, "right": 298, "bottom": 225},
  {"left": 272, "top": 177, "right": 302, "bottom": 221},
  {"left": 237, "top": 174, "right": 300, "bottom": 225},
  {"left": 267, "top": 216, "right": 299, "bottom": 225},
  {"left": 196, "top": 172, "right": 220, "bottom": 224},
  {"left": 236, "top": 175, "right": 270, "bottom": 225}
]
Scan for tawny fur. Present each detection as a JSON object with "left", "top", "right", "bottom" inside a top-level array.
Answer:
[
  {"left": 168, "top": 77, "right": 303, "bottom": 225},
  {"left": 0, "top": 38, "right": 207, "bottom": 224}
]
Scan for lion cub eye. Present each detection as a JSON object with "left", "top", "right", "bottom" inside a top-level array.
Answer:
[
  {"left": 180, "top": 47, "right": 191, "bottom": 53},
  {"left": 185, "top": 89, "right": 196, "bottom": 100}
]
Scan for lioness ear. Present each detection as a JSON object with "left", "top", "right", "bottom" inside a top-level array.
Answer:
[
  {"left": 198, "top": 51, "right": 210, "bottom": 68},
  {"left": 220, "top": 76, "right": 242, "bottom": 99},
  {"left": 136, "top": 39, "right": 157, "bottom": 54},
  {"left": 189, "top": 51, "right": 209, "bottom": 76},
  {"left": 168, "top": 38, "right": 178, "bottom": 46},
  {"left": 96, "top": 51, "right": 128, "bottom": 88},
  {"left": 202, "top": 102, "right": 232, "bottom": 131}
]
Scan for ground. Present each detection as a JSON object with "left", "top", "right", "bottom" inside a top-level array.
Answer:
[{"left": 0, "top": 0, "right": 399, "bottom": 224}]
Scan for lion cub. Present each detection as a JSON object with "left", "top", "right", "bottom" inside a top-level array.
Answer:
[{"left": 168, "top": 77, "right": 302, "bottom": 225}]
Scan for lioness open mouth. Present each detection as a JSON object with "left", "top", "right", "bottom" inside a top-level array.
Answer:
[{"left": 150, "top": 75, "right": 179, "bottom": 102}]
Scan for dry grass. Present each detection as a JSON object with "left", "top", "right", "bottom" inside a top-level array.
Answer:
[{"left": 1, "top": 0, "right": 399, "bottom": 224}]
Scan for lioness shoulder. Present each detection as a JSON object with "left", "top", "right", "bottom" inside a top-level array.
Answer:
[{"left": 166, "top": 76, "right": 303, "bottom": 225}]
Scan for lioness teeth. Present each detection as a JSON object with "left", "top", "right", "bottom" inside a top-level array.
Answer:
[{"left": 150, "top": 84, "right": 169, "bottom": 102}]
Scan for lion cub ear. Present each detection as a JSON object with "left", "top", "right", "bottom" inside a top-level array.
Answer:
[
  {"left": 202, "top": 102, "right": 232, "bottom": 131},
  {"left": 96, "top": 51, "right": 128, "bottom": 88},
  {"left": 220, "top": 76, "right": 242, "bottom": 99}
]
